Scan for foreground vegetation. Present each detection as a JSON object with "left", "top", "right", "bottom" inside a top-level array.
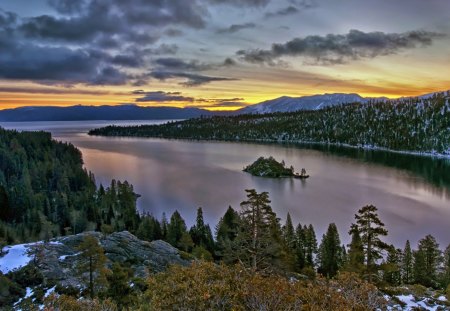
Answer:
[{"left": 89, "top": 93, "right": 450, "bottom": 155}]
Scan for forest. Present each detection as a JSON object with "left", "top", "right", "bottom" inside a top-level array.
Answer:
[
  {"left": 89, "top": 92, "right": 450, "bottom": 155},
  {"left": 0, "top": 128, "right": 140, "bottom": 245}
]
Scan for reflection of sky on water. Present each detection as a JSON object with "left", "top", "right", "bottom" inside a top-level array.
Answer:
[{"left": 1, "top": 121, "right": 449, "bottom": 248}]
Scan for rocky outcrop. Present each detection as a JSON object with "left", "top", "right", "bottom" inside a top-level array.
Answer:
[{"left": 30, "top": 231, "right": 189, "bottom": 289}]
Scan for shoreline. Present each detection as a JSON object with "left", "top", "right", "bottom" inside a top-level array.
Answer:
[{"left": 88, "top": 132, "right": 450, "bottom": 160}]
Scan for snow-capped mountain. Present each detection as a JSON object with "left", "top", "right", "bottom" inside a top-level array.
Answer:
[
  {"left": 238, "top": 90, "right": 450, "bottom": 115},
  {"left": 238, "top": 93, "right": 388, "bottom": 114}
]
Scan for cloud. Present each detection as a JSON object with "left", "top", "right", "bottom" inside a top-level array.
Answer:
[
  {"left": 288, "top": 0, "right": 318, "bottom": 9},
  {"left": 149, "top": 71, "right": 238, "bottom": 86},
  {"left": 265, "top": 6, "right": 299, "bottom": 18},
  {"left": 165, "top": 28, "right": 184, "bottom": 37},
  {"left": 217, "top": 23, "right": 256, "bottom": 34},
  {"left": 21, "top": 0, "right": 207, "bottom": 44},
  {"left": 134, "top": 91, "right": 195, "bottom": 102},
  {"left": 0, "top": 86, "right": 120, "bottom": 95},
  {"left": 0, "top": 9, "right": 17, "bottom": 27},
  {"left": 208, "top": 0, "right": 270, "bottom": 7},
  {"left": 237, "top": 29, "right": 445, "bottom": 65},
  {"left": 223, "top": 58, "right": 238, "bottom": 66},
  {"left": 153, "top": 58, "right": 213, "bottom": 71}
]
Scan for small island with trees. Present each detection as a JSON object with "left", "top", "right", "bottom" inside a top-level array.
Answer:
[{"left": 243, "top": 156, "right": 309, "bottom": 178}]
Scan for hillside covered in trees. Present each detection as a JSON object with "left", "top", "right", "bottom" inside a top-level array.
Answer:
[
  {"left": 90, "top": 93, "right": 450, "bottom": 155},
  {"left": 0, "top": 127, "right": 140, "bottom": 245}
]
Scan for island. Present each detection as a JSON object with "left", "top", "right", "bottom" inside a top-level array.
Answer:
[{"left": 243, "top": 156, "right": 309, "bottom": 178}]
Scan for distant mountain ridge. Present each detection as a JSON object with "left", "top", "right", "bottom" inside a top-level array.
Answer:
[
  {"left": 237, "top": 91, "right": 449, "bottom": 114},
  {"left": 0, "top": 105, "right": 215, "bottom": 122},
  {"left": 0, "top": 90, "right": 447, "bottom": 121},
  {"left": 238, "top": 93, "right": 387, "bottom": 114}
]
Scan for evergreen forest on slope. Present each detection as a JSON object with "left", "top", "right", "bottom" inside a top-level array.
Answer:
[{"left": 90, "top": 93, "right": 450, "bottom": 155}]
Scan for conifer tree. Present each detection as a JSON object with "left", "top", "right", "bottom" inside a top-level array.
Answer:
[
  {"left": 304, "top": 224, "right": 317, "bottom": 268},
  {"left": 352, "top": 205, "right": 388, "bottom": 282},
  {"left": 77, "top": 235, "right": 108, "bottom": 298},
  {"left": 215, "top": 206, "right": 241, "bottom": 262},
  {"left": 295, "top": 223, "right": 306, "bottom": 271},
  {"left": 282, "top": 213, "right": 296, "bottom": 251},
  {"left": 234, "top": 189, "right": 280, "bottom": 273},
  {"left": 382, "top": 245, "right": 402, "bottom": 285},
  {"left": 442, "top": 244, "right": 450, "bottom": 287},
  {"left": 189, "top": 207, "right": 214, "bottom": 254},
  {"left": 107, "top": 262, "right": 135, "bottom": 309},
  {"left": 413, "top": 234, "right": 441, "bottom": 287},
  {"left": 402, "top": 240, "right": 413, "bottom": 284},
  {"left": 318, "top": 223, "right": 342, "bottom": 278},
  {"left": 166, "top": 210, "right": 189, "bottom": 250},
  {"left": 345, "top": 224, "right": 364, "bottom": 274}
]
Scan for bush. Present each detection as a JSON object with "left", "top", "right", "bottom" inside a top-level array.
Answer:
[{"left": 138, "top": 261, "right": 386, "bottom": 311}]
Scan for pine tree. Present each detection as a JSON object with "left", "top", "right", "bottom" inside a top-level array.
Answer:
[
  {"left": 402, "top": 240, "right": 413, "bottom": 284},
  {"left": 294, "top": 223, "right": 306, "bottom": 271},
  {"left": 318, "top": 223, "right": 342, "bottom": 278},
  {"left": 382, "top": 245, "right": 402, "bottom": 285},
  {"left": 345, "top": 224, "right": 364, "bottom": 274},
  {"left": 166, "top": 210, "right": 188, "bottom": 249},
  {"left": 215, "top": 206, "right": 241, "bottom": 262},
  {"left": 442, "top": 244, "right": 450, "bottom": 287},
  {"left": 77, "top": 235, "right": 108, "bottom": 298},
  {"left": 234, "top": 189, "right": 280, "bottom": 273},
  {"left": 189, "top": 207, "right": 214, "bottom": 254},
  {"left": 282, "top": 213, "right": 296, "bottom": 251},
  {"left": 281, "top": 213, "right": 297, "bottom": 270},
  {"left": 304, "top": 224, "right": 317, "bottom": 268},
  {"left": 353, "top": 205, "right": 388, "bottom": 282},
  {"left": 413, "top": 235, "right": 441, "bottom": 287},
  {"left": 107, "top": 262, "right": 135, "bottom": 309}
]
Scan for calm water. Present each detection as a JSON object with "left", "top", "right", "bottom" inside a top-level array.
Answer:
[{"left": 1, "top": 120, "right": 449, "bottom": 247}]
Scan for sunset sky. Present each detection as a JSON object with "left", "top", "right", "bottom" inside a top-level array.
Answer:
[{"left": 0, "top": 0, "right": 449, "bottom": 110}]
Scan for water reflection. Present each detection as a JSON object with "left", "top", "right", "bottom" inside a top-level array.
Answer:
[{"left": 1, "top": 121, "right": 449, "bottom": 247}]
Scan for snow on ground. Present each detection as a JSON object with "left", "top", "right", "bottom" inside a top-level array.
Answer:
[
  {"left": 0, "top": 244, "right": 34, "bottom": 274},
  {"left": 395, "top": 294, "right": 442, "bottom": 311}
]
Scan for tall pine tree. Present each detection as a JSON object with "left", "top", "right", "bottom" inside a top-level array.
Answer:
[{"left": 318, "top": 223, "right": 342, "bottom": 278}]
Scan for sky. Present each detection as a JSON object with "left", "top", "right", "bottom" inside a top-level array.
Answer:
[{"left": 0, "top": 0, "right": 449, "bottom": 110}]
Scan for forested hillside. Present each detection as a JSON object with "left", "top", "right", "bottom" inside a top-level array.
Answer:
[
  {"left": 90, "top": 93, "right": 450, "bottom": 155},
  {"left": 0, "top": 128, "right": 140, "bottom": 244}
]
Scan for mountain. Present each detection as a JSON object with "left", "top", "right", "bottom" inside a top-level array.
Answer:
[
  {"left": 238, "top": 93, "right": 389, "bottom": 114},
  {"left": 0, "top": 104, "right": 215, "bottom": 122}
]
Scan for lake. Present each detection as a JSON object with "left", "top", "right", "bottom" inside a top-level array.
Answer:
[{"left": 1, "top": 120, "right": 449, "bottom": 247}]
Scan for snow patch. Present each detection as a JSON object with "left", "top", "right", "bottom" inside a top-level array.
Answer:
[{"left": 0, "top": 244, "right": 34, "bottom": 274}]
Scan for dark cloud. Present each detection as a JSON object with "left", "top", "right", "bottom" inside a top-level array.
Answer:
[
  {"left": 0, "top": 9, "right": 17, "bottom": 26},
  {"left": 288, "top": 0, "right": 318, "bottom": 9},
  {"left": 21, "top": 0, "right": 206, "bottom": 44},
  {"left": 134, "top": 91, "right": 195, "bottom": 102},
  {"left": 165, "top": 28, "right": 184, "bottom": 37},
  {"left": 237, "top": 29, "right": 445, "bottom": 65},
  {"left": 0, "top": 31, "right": 135, "bottom": 86},
  {"left": 265, "top": 6, "right": 298, "bottom": 18},
  {"left": 0, "top": 86, "right": 119, "bottom": 95},
  {"left": 48, "top": 0, "right": 87, "bottom": 15},
  {"left": 153, "top": 58, "right": 213, "bottom": 71},
  {"left": 223, "top": 58, "right": 237, "bottom": 66},
  {"left": 208, "top": 0, "right": 270, "bottom": 7},
  {"left": 149, "top": 71, "right": 237, "bottom": 86},
  {"left": 217, "top": 23, "right": 256, "bottom": 34},
  {"left": 145, "top": 44, "right": 179, "bottom": 55}
]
